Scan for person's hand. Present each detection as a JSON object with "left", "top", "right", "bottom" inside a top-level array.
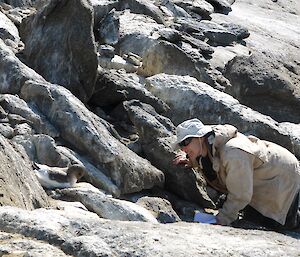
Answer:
[{"left": 173, "top": 153, "right": 191, "bottom": 167}]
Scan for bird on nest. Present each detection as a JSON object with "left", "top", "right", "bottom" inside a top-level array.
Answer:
[{"left": 32, "top": 162, "right": 86, "bottom": 189}]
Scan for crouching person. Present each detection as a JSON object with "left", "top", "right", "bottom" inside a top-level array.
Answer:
[{"left": 173, "top": 118, "right": 300, "bottom": 230}]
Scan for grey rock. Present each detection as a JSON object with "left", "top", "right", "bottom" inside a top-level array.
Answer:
[
  {"left": 31, "top": 134, "right": 70, "bottom": 167},
  {"left": 57, "top": 183, "right": 158, "bottom": 222},
  {"left": 136, "top": 196, "right": 181, "bottom": 223},
  {"left": 96, "top": 8, "right": 120, "bottom": 45},
  {"left": 145, "top": 74, "right": 300, "bottom": 159},
  {"left": 206, "top": 0, "right": 232, "bottom": 14},
  {"left": 0, "top": 39, "right": 45, "bottom": 94},
  {"left": 98, "top": 44, "right": 115, "bottom": 58},
  {"left": 0, "top": 0, "right": 47, "bottom": 7},
  {"left": 21, "top": 0, "right": 98, "bottom": 103},
  {"left": 224, "top": 53, "right": 300, "bottom": 124},
  {"left": 0, "top": 10, "right": 20, "bottom": 49},
  {"left": 90, "top": 68, "right": 168, "bottom": 114},
  {"left": 20, "top": 80, "right": 165, "bottom": 194},
  {"left": 0, "top": 231, "right": 69, "bottom": 257},
  {"left": 158, "top": 27, "right": 182, "bottom": 43},
  {"left": 119, "top": 0, "right": 165, "bottom": 24},
  {"left": 0, "top": 123, "right": 14, "bottom": 138},
  {"left": 220, "top": 22, "right": 250, "bottom": 40},
  {"left": 0, "top": 94, "right": 59, "bottom": 137},
  {"left": 139, "top": 40, "right": 228, "bottom": 90},
  {"left": 173, "top": 0, "right": 215, "bottom": 20},
  {"left": 117, "top": 11, "right": 163, "bottom": 57},
  {"left": 90, "top": 0, "right": 119, "bottom": 25},
  {"left": 0, "top": 206, "right": 299, "bottom": 256},
  {"left": 98, "top": 54, "right": 139, "bottom": 72},
  {"left": 156, "top": 0, "right": 191, "bottom": 18},
  {"left": 0, "top": 133, "right": 50, "bottom": 209}
]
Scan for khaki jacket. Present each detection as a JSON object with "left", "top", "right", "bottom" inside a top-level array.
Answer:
[{"left": 199, "top": 124, "right": 300, "bottom": 225}]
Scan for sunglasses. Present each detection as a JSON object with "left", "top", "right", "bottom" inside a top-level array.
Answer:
[{"left": 178, "top": 137, "right": 193, "bottom": 148}]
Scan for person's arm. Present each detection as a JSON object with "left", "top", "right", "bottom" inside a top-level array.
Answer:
[{"left": 216, "top": 148, "right": 255, "bottom": 225}]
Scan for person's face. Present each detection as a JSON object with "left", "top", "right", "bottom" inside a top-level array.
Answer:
[{"left": 180, "top": 137, "right": 206, "bottom": 161}]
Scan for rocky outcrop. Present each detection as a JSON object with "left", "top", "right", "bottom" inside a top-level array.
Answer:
[
  {"left": 56, "top": 183, "right": 158, "bottom": 223},
  {"left": 90, "top": 68, "right": 168, "bottom": 114},
  {"left": 0, "top": 133, "right": 50, "bottom": 209},
  {"left": 21, "top": 0, "right": 98, "bottom": 103},
  {"left": 224, "top": 53, "right": 300, "bottom": 123},
  {"left": 0, "top": 0, "right": 299, "bottom": 254},
  {"left": 0, "top": 206, "right": 298, "bottom": 256},
  {"left": 20, "top": 80, "right": 165, "bottom": 194},
  {"left": 0, "top": 39, "right": 45, "bottom": 94}
]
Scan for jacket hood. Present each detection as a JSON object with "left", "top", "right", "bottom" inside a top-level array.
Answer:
[{"left": 212, "top": 124, "right": 238, "bottom": 150}]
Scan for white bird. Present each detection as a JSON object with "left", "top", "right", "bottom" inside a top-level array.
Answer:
[{"left": 33, "top": 162, "right": 86, "bottom": 189}]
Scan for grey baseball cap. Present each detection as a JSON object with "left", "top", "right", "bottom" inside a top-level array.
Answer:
[{"left": 173, "top": 118, "right": 212, "bottom": 148}]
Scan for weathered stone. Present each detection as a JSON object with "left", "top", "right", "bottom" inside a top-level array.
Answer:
[
  {"left": 31, "top": 134, "right": 70, "bottom": 167},
  {"left": 0, "top": 133, "right": 50, "bottom": 209},
  {"left": 0, "top": 231, "right": 69, "bottom": 257},
  {"left": 96, "top": 8, "right": 120, "bottom": 45},
  {"left": 173, "top": 0, "right": 214, "bottom": 19},
  {"left": 219, "top": 22, "right": 250, "bottom": 40},
  {"left": 90, "top": 0, "right": 119, "bottom": 26},
  {"left": 0, "top": 123, "right": 14, "bottom": 138},
  {"left": 56, "top": 183, "right": 158, "bottom": 222},
  {"left": 224, "top": 53, "right": 300, "bottom": 124},
  {"left": 119, "top": 0, "right": 165, "bottom": 24},
  {"left": 21, "top": 0, "right": 98, "bottom": 103},
  {"left": 157, "top": 27, "right": 182, "bottom": 43},
  {"left": 0, "top": 39, "right": 45, "bottom": 94},
  {"left": 145, "top": 74, "right": 300, "bottom": 159},
  {"left": 0, "top": 206, "right": 299, "bottom": 256},
  {"left": 139, "top": 40, "right": 227, "bottom": 90},
  {"left": 89, "top": 68, "right": 168, "bottom": 114},
  {"left": 0, "top": 94, "right": 59, "bottom": 137},
  {"left": 98, "top": 54, "right": 139, "bottom": 72},
  {"left": 154, "top": 0, "right": 191, "bottom": 19},
  {"left": 0, "top": 0, "right": 48, "bottom": 7},
  {"left": 117, "top": 11, "right": 163, "bottom": 57},
  {"left": 0, "top": 10, "right": 20, "bottom": 49},
  {"left": 206, "top": 0, "right": 232, "bottom": 14},
  {"left": 98, "top": 44, "right": 115, "bottom": 58},
  {"left": 136, "top": 196, "right": 181, "bottom": 223},
  {"left": 20, "top": 80, "right": 165, "bottom": 194}
]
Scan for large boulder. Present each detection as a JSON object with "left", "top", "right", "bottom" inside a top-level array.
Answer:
[
  {"left": 119, "top": 0, "right": 165, "bottom": 24},
  {"left": 90, "top": 0, "right": 119, "bottom": 25},
  {"left": 224, "top": 53, "right": 300, "bottom": 123},
  {"left": 56, "top": 183, "right": 158, "bottom": 223},
  {"left": 0, "top": 206, "right": 298, "bottom": 256},
  {"left": 21, "top": 0, "right": 98, "bottom": 103},
  {"left": 20, "top": 80, "right": 165, "bottom": 194},
  {"left": 0, "top": 94, "right": 59, "bottom": 137},
  {"left": 0, "top": 39, "right": 45, "bottom": 94},
  {"left": 89, "top": 68, "right": 168, "bottom": 114},
  {"left": 145, "top": 74, "right": 300, "bottom": 159},
  {"left": 173, "top": 0, "right": 215, "bottom": 20},
  {"left": 0, "top": 133, "right": 50, "bottom": 209},
  {"left": 0, "top": 10, "right": 21, "bottom": 50},
  {"left": 210, "top": 0, "right": 300, "bottom": 124}
]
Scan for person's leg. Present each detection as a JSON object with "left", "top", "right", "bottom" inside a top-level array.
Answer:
[
  {"left": 243, "top": 191, "right": 300, "bottom": 230},
  {"left": 282, "top": 191, "right": 300, "bottom": 230}
]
